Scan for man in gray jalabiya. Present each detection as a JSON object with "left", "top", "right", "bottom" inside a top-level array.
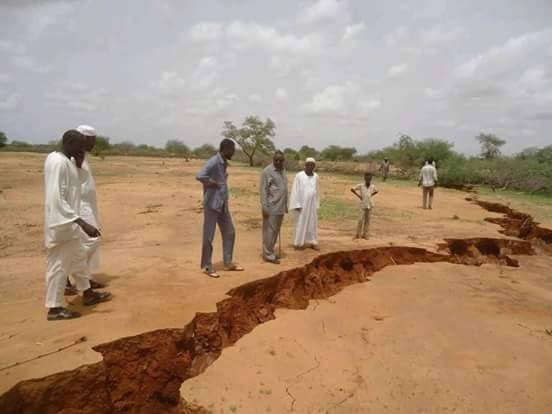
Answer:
[{"left": 260, "top": 150, "right": 288, "bottom": 264}]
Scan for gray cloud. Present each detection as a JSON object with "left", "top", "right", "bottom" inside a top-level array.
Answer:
[{"left": 1, "top": 0, "right": 552, "bottom": 154}]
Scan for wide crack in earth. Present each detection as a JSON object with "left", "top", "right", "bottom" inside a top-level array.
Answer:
[
  {"left": 1, "top": 200, "right": 550, "bottom": 414},
  {"left": 467, "top": 197, "right": 552, "bottom": 245}
]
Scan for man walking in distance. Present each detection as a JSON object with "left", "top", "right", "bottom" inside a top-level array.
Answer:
[
  {"left": 196, "top": 138, "right": 244, "bottom": 278},
  {"left": 260, "top": 150, "right": 287, "bottom": 264},
  {"left": 418, "top": 159, "right": 438, "bottom": 209},
  {"left": 44, "top": 130, "right": 111, "bottom": 320},
  {"left": 289, "top": 157, "right": 320, "bottom": 250},
  {"left": 379, "top": 158, "right": 390, "bottom": 181}
]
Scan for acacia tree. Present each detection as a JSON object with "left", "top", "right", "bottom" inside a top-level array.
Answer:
[
  {"left": 0, "top": 131, "right": 7, "bottom": 147},
  {"left": 476, "top": 133, "right": 506, "bottom": 159},
  {"left": 222, "top": 116, "right": 276, "bottom": 166}
]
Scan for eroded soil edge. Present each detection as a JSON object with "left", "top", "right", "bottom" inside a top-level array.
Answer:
[{"left": 0, "top": 235, "right": 537, "bottom": 413}]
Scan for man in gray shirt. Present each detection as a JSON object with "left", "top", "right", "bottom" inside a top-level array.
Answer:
[
  {"left": 196, "top": 139, "right": 244, "bottom": 277},
  {"left": 260, "top": 150, "right": 288, "bottom": 264}
]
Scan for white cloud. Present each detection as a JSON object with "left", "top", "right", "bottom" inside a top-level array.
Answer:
[
  {"left": 385, "top": 26, "right": 407, "bottom": 46},
  {"left": 343, "top": 22, "right": 365, "bottom": 41},
  {"left": 188, "top": 22, "right": 223, "bottom": 42},
  {"left": 455, "top": 29, "right": 552, "bottom": 80},
  {"left": 425, "top": 87, "right": 444, "bottom": 99},
  {"left": 248, "top": 93, "right": 262, "bottom": 103},
  {"left": 357, "top": 98, "right": 381, "bottom": 114},
  {"left": 226, "top": 21, "right": 324, "bottom": 55},
  {"left": 275, "top": 88, "right": 289, "bottom": 101},
  {"left": 45, "top": 81, "right": 108, "bottom": 112},
  {"left": 0, "top": 40, "right": 25, "bottom": 55},
  {"left": 303, "top": 82, "right": 380, "bottom": 117},
  {"left": 214, "top": 92, "right": 239, "bottom": 110},
  {"left": 191, "top": 56, "right": 219, "bottom": 90},
  {"left": 12, "top": 54, "right": 51, "bottom": 73},
  {"left": 421, "top": 25, "right": 465, "bottom": 45},
  {"left": 189, "top": 20, "right": 325, "bottom": 56},
  {"left": 153, "top": 71, "right": 187, "bottom": 91},
  {"left": 387, "top": 63, "right": 408, "bottom": 77},
  {"left": 299, "top": 0, "right": 350, "bottom": 25},
  {"left": 303, "top": 84, "right": 349, "bottom": 114},
  {"left": 0, "top": 90, "right": 20, "bottom": 111}
]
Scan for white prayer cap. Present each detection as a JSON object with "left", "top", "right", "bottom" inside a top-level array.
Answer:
[
  {"left": 305, "top": 157, "right": 316, "bottom": 164},
  {"left": 76, "top": 125, "right": 97, "bottom": 137}
]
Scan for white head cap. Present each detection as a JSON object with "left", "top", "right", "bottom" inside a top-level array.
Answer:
[
  {"left": 305, "top": 157, "right": 316, "bottom": 164},
  {"left": 76, "top": 125, "right": 96, "bottom": 137}
]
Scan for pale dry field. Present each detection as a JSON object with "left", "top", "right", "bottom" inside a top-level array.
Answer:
[{"left": 1, "top": 152, "right": 552, "bottom": 413}]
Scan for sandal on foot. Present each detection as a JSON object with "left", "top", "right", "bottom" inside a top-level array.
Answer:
[
  {"left": 203, "top": 269, "right": 220, "bottom": 278},
  {"left": 83, "top": 291, "right": 112, "bottom": 306},
  {"left": 47, "top": 308, "right": 81, "bottom": 321},
  {"left": 223, "top": 263, "right": 244, "bottom": 271},
  {"left": 90, "top": 280, "right": 106, "bottom": 289}
]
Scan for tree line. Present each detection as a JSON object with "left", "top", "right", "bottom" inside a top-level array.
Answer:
[{"left": 1, "top": 115, "right": 551, "bottom": 194}]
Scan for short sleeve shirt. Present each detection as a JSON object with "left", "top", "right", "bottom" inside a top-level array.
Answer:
[{"left": 353, "top": 183, "right": 377, "bottom": 209}]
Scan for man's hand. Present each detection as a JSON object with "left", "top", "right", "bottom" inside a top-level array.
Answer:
[
  {"left": 75, "top": 218, "right": 101, "bottom": 238},
  {"left": 262, "top": 209, "right": 269, "bottom": 218},
  {"left": 205, "top": 180, "right": 219, "bottom": 189},
  {"left": 294, "top": 207, "right": 302, "bottom": 212}
]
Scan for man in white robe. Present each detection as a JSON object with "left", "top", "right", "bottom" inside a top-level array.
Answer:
[
  {"left": 289, "top": 158, "right": 320, "bottom": 250},
  {"left": 44, "top": 130, "right": 111, "bottom": 321},
  {"left": 75, "top": 125, "right": 104, "bottom": 288}
]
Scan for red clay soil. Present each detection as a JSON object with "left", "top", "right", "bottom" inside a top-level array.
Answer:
[
  {"left": 0, "top": 238, "right": 535, "bottom": 414},
  {"left": 467, "top": 198, "right": 552, "bottom": 244}
]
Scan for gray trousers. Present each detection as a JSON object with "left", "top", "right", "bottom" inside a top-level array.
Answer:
[
  {"left": 201, "top": 205, "right": 235, "bottom": 271},
  {"left": 262, "top": 214, "right": 284, "bottom": 261},
  {"left": 422, "top": 186, "right": 434, "bottom": 209}
]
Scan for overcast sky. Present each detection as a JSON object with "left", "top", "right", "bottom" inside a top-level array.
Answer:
[{"left": 1, "top": 0, "right": 551, "bottom": 154}]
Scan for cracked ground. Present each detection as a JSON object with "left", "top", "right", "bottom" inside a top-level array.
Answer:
[{"left": 1, "top": 153, "right": 552, "bottom": 413}]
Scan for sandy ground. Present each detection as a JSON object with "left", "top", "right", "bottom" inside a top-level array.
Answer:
[{"left": 1, "top": 152, "right": 551, "bottom": 412}]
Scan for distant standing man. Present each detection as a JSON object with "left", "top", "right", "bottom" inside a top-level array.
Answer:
[
  {"left": 289, "top": 157, "right": 320, "bottom": 250},
  {"left": 379, "top": 158, "right": 390, "bottom": 181},
  {"left": 196, "top": 138, "right": 244, "bottom": 278},
  {"left": 260, "top": 150, "right": 288, "bottom": 264},
  {"left": 44, "top": 130, "right": 111, "bottom": 320},
  {"left": 418, "top": 159, "right": 438, "bottom": 209}
]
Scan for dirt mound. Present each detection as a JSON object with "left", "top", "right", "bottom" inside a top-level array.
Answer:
[
  {"left": 0, "top": 239, "right": 534, "bottom": 414},
  {"left": 468, "top": 199, "right": 552, "bottom": 244}
]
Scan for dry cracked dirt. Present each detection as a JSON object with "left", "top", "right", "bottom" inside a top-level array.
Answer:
[{"left": 1, "top": 153, "right": 551, "bottom": 413}]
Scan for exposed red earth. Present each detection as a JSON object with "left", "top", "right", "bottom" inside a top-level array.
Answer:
[{"left": 0, "top": 238, "right": 536, "bottom": 414}]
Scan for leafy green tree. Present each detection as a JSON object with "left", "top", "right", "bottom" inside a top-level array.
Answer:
[
  {"left": 165, "top": 139, "right": 191, "bottom": 159},
  {"left": 92, "top": 136, "right": 112, "bottom": 157},
  {"left": 222, "top": 115, "right": 276, "bottom": 166},
  {"left": 476, "top": 133, "right": 506, "bottom": 159},
  {"left": 320, "top": 145, "right": 357, "bottom": 161},
  {"left": 283, "top": 147, "right": 300, "bottom": 161},
  {"left": 0, "top": 131, "right": 7, "bottom": 147},
  {"left": 112, "top": 141, "right": 136, "bottom": 155},
  {"left": 298, "top": 145, "right": 319, "bottom": 160},
  {"left": 415, "top": 138, "right": 455, "bottom": 164},
  {"left": 192, "top": 143, "right": 217, "bottom": 159}
]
